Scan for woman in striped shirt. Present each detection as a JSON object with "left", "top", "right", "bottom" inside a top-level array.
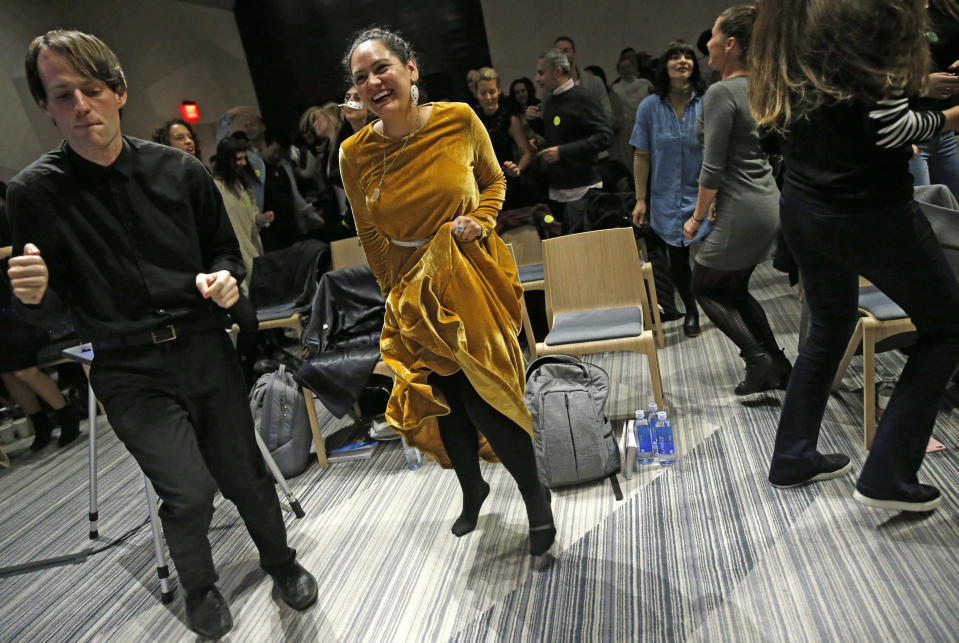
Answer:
[{"left": 751, "top": 0, "right": 959, "bottom": 512}]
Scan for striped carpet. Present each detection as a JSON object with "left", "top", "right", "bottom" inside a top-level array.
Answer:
[{"left": 1, "top": 260, "right": 957, "bottom": 642}]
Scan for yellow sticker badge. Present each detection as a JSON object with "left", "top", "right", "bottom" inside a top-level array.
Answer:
[{"left": 553, "top": 115, "right": 561, "bottom": 126}]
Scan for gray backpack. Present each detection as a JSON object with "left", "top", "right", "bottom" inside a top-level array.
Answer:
[
  {"left": 524, "top": 355, "right": 623, "bottom": 499},
  {"left": 249, "top": 365, "right": 313, "bottom": 478}
]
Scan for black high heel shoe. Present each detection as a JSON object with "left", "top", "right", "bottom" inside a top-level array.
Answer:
[{"left": 529, "top": 487, "right": 555, "bottom": 556}]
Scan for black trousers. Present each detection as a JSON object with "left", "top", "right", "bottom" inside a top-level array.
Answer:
[{"left": 89, "top": 331, "right": 295, "bottom": 591}]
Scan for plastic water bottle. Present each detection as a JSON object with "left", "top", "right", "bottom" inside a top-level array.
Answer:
[
  {"left": 634, "top": 410, "right": 654, "bottom": 464},
  {"left": 401, "top": 435, "right": 423, "bottom": 470},
  {"left": 647, "top": 403, "right": 660, "bottom": 454},
  {"left": 657, "top": 411, "right": 676, "bottom": 467}
]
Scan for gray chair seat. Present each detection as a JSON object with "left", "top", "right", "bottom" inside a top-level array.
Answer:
[
  {"left": 858, "top": 285, "right": 906, "bottom": 321},
  {"left": 518, "top": 263, "right": 544, "bottom": 283},
  {"left": 544, "top": 306, "right": 643, "bottom": 346}
]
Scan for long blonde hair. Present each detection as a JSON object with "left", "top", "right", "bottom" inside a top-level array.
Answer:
[{"left": 749, "top": 0, "right": 930, "bottom": 134}]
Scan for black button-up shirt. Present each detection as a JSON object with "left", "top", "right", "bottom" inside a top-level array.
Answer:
[{"left": 6, "top": 136, "right": 245, "bottom": 341}]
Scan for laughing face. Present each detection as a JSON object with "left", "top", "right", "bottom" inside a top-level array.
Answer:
[{"left": 350, "top": 39, "right": 419, "bottom": 119}]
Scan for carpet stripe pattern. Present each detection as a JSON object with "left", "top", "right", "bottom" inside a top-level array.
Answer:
[{"left": 1, "top": 261, "right": 957, "bottom": 641}]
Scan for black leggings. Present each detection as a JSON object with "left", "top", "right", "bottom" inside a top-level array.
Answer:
[
  {"left": 691, "top": 263, "right": 781, "bottom": 356},
  {"left": 429, "top": 370, "right": 549, "bottom": 524},
  {"left": 667, "top": 243, "right": 697, "bottom": 316}
]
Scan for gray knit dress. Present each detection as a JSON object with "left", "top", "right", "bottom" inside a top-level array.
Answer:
[{"left": 694, "top": 76, "right": 779, "bottom": 271}]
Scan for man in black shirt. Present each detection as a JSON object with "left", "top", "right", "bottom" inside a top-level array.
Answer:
[{"left": 6, "top": 30, "right": 316, "bottom": 639}]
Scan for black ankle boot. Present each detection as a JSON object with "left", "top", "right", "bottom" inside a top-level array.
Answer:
[
  {"left": 28, "top": 412, "right": 53, "bottom": 451},
  {"left": 735, "top": 350, "right": 777, "bottom": 395},
  {"left": 54, "top": 406, "right": 80, "bottom": 447},
  {"left": 451, "top": 480, "right": 490, "bottom": 537}
]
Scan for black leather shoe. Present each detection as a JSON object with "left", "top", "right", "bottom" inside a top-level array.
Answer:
[
  {"left": 271, "top": 562, "right": 318, "bottom": 611},
  {"left": 769, "top": 453, "right": 852, "bottom": 489},
  {"left": 854, "top": 483, "right": 942, "bottom": 512},
  {"left": 185, "top": 585, "right": 233, "bottom": 639},
  {"left": 683, "top": 313, "right": 701, "bottom": 337}
]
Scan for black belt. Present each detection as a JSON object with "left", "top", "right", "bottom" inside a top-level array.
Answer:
[{"left": 92, "top": 318, "right": 225, "bottom": 351}]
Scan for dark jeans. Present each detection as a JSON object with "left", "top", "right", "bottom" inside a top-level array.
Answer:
[
  {"left": 89, "top": 331, "right": 295, "bottom": 590},
  {"left": 770, "top": 193, "right": 959, "bottom": 497},
  {"left": 645, "top": 230, "right": 697, "bottom": 317}
]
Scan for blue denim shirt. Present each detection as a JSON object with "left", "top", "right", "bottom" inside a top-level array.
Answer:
[{"left": 630, "top": 93, "right": 708, "bottom": 247}]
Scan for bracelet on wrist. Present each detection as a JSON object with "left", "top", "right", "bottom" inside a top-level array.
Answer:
[{"left": 692, "top": 216, "right": 704, "bottom": 223}]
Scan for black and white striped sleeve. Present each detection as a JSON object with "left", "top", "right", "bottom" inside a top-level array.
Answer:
[{"left": 867, "top": 97, "right": 945, "bottom": 149}]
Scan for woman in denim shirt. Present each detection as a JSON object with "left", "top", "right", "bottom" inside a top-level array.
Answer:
[{"left": 631, "top": 41, "right": 708, "bottom": 337}]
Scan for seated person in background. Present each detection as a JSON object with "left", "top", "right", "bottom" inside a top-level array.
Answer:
[
  {"left": 212, "top": 137, "right": 273, "bottom": 293},
  {"left": 260, "top": 128, "right": 323, "bottom": 252},
  {"left": 152, "top": 118, "right": 202, "bottom": 162},
  {"left": 534, "top": 49, "right": 613, "bottom": 220},
  {"left": 474, "top": 67, "right": 536, "bottom": 209},
  {"left": 217, "top": 105, "right": 267, "bottom": 210},
  {"left": 326, "top": 86, "right": 372, "bottom": 230},
  {"left": 0, "top": 181, "right": 79, "bottom": 450}
]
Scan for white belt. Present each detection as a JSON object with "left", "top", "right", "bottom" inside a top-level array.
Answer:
[{"left": 389, "top": 234, "right": 434, "bottom": 247}]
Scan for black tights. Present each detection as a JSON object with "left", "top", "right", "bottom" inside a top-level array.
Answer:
[
  {"left": 667, "top": 243, "right": 697, "bottom": 318},
  {"left": 430, "top": 370, "right": 551, "bottom": 530},
  {"left": 691, "top": 263, "right": 781, "bottom": 357}
]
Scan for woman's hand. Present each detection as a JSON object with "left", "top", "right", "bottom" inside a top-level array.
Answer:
[
  {"left": 709, "top": 202, "right": 718, "bottom": 222},
  {"left": 256, "top": 210, "right": 275, "bottom": 225},
  {"left": 683, "top": 216, "right": 702, "bottom": 240},
  {"left": 924, "top": 72, "right": 959, "bottom": 99},
  {"left": 502, "top": 161, "right": 521, "bottom": 177},
  {"left": 451, "top": 216, "right": 482, "bottom": 242},
  {"left": 632, "top": 200, "right": 648, "bottom": 227}
]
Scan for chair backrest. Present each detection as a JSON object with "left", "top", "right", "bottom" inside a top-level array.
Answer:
[
  {"left": 499, "top": 225, "right": 543, "bottom": 267},
  {"left": 541, "top": 228, "right": 647, "bottom": 323},
  {"left": 330, "top": 237, "right": 369, "bottom": 270}
]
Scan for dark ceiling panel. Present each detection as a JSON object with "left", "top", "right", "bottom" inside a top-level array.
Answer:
[{"left": 234, "top": 0, "right": 491, "bottom": 136}]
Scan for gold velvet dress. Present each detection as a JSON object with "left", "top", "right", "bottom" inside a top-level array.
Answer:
[{"left": 339, "top": 102, "right": 531, "bottom": 466}]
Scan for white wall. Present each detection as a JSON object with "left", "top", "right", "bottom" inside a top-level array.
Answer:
[
  {"left": 480, "top": 0, "right": 731, "bottom": 91},
  {"left": 0, "top": 0, "right": 258, "bottom": 181}
]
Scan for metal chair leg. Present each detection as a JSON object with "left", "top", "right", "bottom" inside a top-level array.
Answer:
[
  {"left": 253, "top": 430, "right": 305, "bottom": 518},
  {"left": 87, "top": 379, "right": 99, "bottom": 539},
  {"left": 143, "top": 475, "right": 175, "bottom": 603}
]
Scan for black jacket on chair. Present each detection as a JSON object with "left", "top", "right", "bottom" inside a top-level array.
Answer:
[{"left": 295, "top": 265, "right": 385, "bottom": 418}]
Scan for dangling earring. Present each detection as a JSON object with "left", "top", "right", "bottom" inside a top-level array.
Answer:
[{"left": 410, "top": 83, "right": 420, "bottom": 106}]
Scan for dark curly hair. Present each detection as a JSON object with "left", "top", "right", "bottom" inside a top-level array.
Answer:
[{"left": 151, "top": 118, "right": 201, "bottom": 160}]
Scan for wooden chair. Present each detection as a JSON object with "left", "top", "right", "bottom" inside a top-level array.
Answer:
[
  {"left": 499, "top": 225, "right": 545, "bottom": 291},
  {"left": 832, "top": 279, "right": 915, "bottom": 449},
  {"left": 535, "top": 228, "right": 665, "bottom": 409},
  {"left": 330, "top": 236, "right": 369, "bottom": 271},
  {"left": 634, "top": 236, "right": 666, "bottom": 348}
]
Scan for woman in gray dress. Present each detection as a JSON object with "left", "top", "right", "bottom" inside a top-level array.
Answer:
[{"left": 683, "top": 4, "right": 791, "bottom": 394}]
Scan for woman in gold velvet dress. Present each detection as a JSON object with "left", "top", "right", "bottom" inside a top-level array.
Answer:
[{"left": 340, "top": 27, "right": 555, "bottom": 556}]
